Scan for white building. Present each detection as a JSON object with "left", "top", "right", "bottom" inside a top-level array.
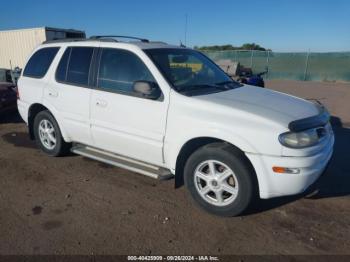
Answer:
[{"left": 0, "top": 27, "right": 85, "bottom": 69}]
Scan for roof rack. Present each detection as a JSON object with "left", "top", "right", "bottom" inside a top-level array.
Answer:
[
  {"left": 89, "top": 35, "right": 150, "bottom": 43},
  {"left": 42, "top": 35, "right": 155, "bottom": 45},
  {"left": 43, "top": 38, "right": 87, "bottom": 44}
]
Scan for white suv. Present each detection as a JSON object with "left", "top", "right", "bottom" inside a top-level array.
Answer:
[{"left": 17, "top": 36, "right": 334, "bottom": 216}]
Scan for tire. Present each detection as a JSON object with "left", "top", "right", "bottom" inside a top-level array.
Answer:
[
  {"left": 184, "top": 142, "right": 257, "bottom": 217},
  {"left": 33, "top": 110, "right": 71, "bottom": 157}
]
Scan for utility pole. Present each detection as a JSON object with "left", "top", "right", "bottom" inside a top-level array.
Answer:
[
  {"left": 250, "top": 50, "right": 254, "bottom": 68},
  {"left": 304, "top": 49, "right": 310, "bottom": 81},
  {"left": 266, "top": 50, "right": 270, "bottom": 80}
]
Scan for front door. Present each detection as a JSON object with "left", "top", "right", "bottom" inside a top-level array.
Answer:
[{"left": 90, "top": 47, "right": 169, "bottom": 166}]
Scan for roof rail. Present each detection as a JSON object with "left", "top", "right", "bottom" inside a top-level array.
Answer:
[
  {"left": 43, "top": 38, "right": 87, "bottom": 44},
  {"left": 89, "top": 35, "right": 150, "bottom": 43}
]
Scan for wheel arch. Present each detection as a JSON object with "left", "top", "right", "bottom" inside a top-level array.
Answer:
[
  {"left": 27, "top": 103, "right": 70, "bottom": 142},
  {"left": 174, "top": 137, "right": 258, "bottom": 192}
]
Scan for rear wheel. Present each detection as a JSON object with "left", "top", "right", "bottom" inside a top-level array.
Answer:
[
  {"left": 184, "top": 143, "right": 257, "bottom": 216},
  {"left": 33, "top": 110, "right": 71, "bottom": 156}
]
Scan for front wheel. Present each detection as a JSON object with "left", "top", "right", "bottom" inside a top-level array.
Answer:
[
  {"left": 33, "top": 110, "right": 71, "bottom": 156},
  {"left": 184, "top": 143, "right": 257, "bottom": 216}
]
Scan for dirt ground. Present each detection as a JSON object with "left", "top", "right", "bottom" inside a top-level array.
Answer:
[{"left": 0, "top": 80, "right": 349, "bottom": 256}]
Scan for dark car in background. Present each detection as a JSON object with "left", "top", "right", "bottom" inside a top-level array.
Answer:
[
  {"left": 0, "top": 82, "right": 17, "bottom": 115},
  {"left": 0, "top": 68, "right": 13, "bottom": 83},
  {"left": 0, "top": 68, "right": 19, "bottom": 115},
  {"left": 0, "top": 67, "right": 21, "bottom": 85}
]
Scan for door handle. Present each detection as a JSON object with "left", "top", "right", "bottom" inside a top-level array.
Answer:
[
  {"left": 96, "top": 99, "right": 107, "bottom": 107},
  {"left": 48, "top": 90, "right": 58, "bottom": 98}
]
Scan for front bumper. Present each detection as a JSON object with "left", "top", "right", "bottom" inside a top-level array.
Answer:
[{"left": 246, "top": 133, "right": 334, "bottom": 199}]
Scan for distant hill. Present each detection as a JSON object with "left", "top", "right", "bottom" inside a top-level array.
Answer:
[{"left": 194, "top": 43, "right": 271, "bottom": 51}]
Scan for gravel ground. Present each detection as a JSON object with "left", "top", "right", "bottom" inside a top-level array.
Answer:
[{"left": 0, "top": 80, "right": 349, "bottom": 255}]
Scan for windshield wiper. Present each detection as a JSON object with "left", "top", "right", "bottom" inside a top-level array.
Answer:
[
  {"left": 216, "top": 80, "right": 243, "bottom": 87},
  {"left": 177, "top": 84, "right": 229, "bottom": 92},
  {"left": 215, "top": 81, "right": 233, "bottom": 85}
]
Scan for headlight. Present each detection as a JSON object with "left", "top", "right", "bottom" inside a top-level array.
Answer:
[{"left": 279, "top": 129, "right": 319, "bottom": 148}]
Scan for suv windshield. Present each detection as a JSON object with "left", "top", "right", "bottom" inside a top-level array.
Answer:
[{"left": 145, "top": 48, "right": 241, "bottom": 95}]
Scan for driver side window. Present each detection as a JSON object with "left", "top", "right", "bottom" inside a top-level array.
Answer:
[{"left": 97, "top": 48, "right": 156, "bottom": 95}]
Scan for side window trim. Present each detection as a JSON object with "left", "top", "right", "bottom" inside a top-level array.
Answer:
[
  {"left": 64, "top": 47, "right": 72, "bottom": 82},
  {"left": 55, "top": 47, "right": 72, "bottom": 84},
  {"left": 95, "top": 47, "right": 103, "bottom": 89},
  {"left": 95, "top": 47, "right": 163, "bottom": 101},
  {"left": 89, "top": 47, "right": 100, "bottom": 88}
]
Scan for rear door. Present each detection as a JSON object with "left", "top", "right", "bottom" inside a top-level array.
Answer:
[
  {"left": 90, "top": 47, "right": 170, "bottom": 166},
  {"left": 44, "top": 46, "right": 96, "bottom": 145}
]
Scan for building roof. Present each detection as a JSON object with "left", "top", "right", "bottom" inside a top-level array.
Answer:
[
  {"left": 44, "top": 27, "right": 85, "bottom": 34},
  {"left": 0, "top": 26, "right": 84, "bottom": 34}
]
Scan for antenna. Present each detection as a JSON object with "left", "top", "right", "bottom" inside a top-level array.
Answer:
[{"left": 184, "top": 14, "right": 188, "bottom": 46}]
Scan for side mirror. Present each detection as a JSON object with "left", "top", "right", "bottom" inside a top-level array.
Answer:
[{"left": 133, "top": 81, "right": 161, "bottom": 100}]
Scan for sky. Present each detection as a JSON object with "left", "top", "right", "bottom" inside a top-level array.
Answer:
[{"left": 1, "top": 0, "right": 349, "bottom": 52}]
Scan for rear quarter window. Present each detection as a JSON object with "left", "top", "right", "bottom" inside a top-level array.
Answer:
[{"left": 23, "top": 47, "right": 60, "bottom": 78}]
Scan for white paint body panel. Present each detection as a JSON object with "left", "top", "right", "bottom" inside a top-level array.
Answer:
[
  {"left": 90, "top": 89, "right": 168, "bottom": 165},
  {"left": 17, "top": 40, "right": 334, "bottom": 199},
  {"left": 89, "top": 43, "right": 171, "bottom": 165},
  {"left": 42, "top": 45, "right": 93, "bottom": 145}
]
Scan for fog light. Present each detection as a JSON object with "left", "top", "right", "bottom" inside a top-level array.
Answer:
[{"left": 272, "top": 166, "right": 300, "bottom": 174}]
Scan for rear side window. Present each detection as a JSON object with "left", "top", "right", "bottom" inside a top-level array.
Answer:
[
  {"left": 23, "top": 47, "right": 59, "bottom": 78},
  {"left": 55, "top": 47, "right": 94, "bottom": 86},
  {"left": 56, "top": 48, "right": 70, "bottom": 82}
]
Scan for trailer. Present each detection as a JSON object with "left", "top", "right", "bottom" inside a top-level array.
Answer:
[{"left": 0, "top": 27, "right": 85, "bottom": 69}]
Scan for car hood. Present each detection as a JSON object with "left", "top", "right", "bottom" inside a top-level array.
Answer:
[{"left": 194, "top": 85, "right": 320, "bottom": 129}]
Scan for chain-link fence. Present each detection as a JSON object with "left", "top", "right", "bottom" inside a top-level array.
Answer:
[{"left": 203, "top": 50, "right": 350, "bottom": 82}]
